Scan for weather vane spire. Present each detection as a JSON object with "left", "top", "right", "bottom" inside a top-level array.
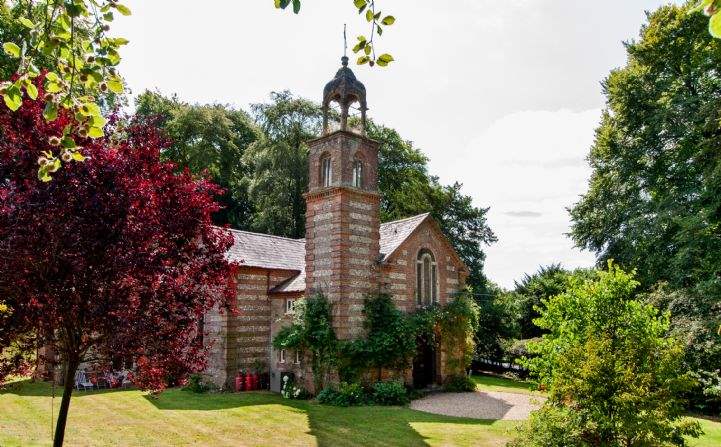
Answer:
[{"left": 343, "top": 23, "right": 347, "bottom": 58}]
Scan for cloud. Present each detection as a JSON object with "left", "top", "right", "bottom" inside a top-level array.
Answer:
[
  {"left": 505, "top": 211, "right": 543, "bottom": 218},
  {"left": 505, "top": 157, "right": 586, "bottom": 169},
  {"left": 451, "top": 108, "right": 601, "bottom": 287}
]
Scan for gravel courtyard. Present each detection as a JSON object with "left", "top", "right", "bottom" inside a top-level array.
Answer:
[{"left": 410, "top": 391, "right": 545, "bottom": 421}]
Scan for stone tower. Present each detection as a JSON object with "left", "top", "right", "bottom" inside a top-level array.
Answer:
[{"left": 304, "top": 56, "right": 381, "bottom": 340}]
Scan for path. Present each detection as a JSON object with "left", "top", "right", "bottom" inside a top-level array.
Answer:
[{"left": 410, "top": 390, "right": 545, "bottom": 421}]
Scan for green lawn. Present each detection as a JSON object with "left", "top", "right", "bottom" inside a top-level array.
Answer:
[
  {"left": 471, "top": 374, "right": 540, "bottom": 395},
  {"left": 1, "top": 377, "right": 718, "bottom": 446},
  {"left": 0, "top": 379, "right": 516, "bottom": 447}
]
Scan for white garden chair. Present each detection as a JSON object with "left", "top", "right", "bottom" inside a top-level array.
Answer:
[
  {"left": 120, "top": 370, "right": 133, "bottom": 388},
  {"left": 74, "top": 371, "right": 94, "bottom": 391}
]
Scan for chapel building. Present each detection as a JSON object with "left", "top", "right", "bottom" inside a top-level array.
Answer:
[{"left": 204, "top": 57, "right": 469, "bottom": 392}]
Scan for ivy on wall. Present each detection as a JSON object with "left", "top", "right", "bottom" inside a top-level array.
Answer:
[{"left": 273, "top": 291, "right": 480, "bottom": 392}]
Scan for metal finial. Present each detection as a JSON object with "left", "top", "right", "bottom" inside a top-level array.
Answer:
[{"left": 343, "top": 24, "right": 347, "bottom": 58}]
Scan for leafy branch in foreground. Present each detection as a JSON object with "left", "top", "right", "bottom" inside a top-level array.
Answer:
[
  {"left": 274, "top": 0, "right": 395, "bottom": 67},
  {"left": 690, "top": 0, "right": 721, "bottom": 37},
  {"left": 1, "top": 0, "right": 130, "bottom": 181}
]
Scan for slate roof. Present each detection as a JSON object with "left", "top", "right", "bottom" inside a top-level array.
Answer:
[
  {"left": 225, "top": 213, "right": 432, "bottom": 294},
  {"left": 379, "top": 213, "right": 430, "bottom": 261},
  {"left": 270, "top": 270, "right": 306, "bottom": 294},
  {"left": 226, "top": 229, "right": 305, "bottom": 271}
]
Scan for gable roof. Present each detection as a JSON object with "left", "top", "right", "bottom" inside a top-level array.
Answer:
[
  {"left": 224, "top": 212, "right": 466, "bottom": 292},
  {"left": 226, "top": 229, "right": 305, "bottom": 271},
  {"left": 379, "top": 213, "right": 430, "bottom": 261}
]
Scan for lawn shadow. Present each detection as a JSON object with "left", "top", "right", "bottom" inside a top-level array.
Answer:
[
  {"left": 146, "top": 389, "right": 510, "bottom": 447},
  {"left": 304, "top": 402, "right": 500, "bottom": 447},
  {"left": 1, "top": 378, "right": 133, "bottom": 398}
]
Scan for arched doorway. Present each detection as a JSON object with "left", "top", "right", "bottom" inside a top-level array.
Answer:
[{"left": 413, "top": 335, "right": 436, "bottom": 389}]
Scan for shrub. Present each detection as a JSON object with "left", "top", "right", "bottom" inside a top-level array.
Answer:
[
  {"left": 273, "top": 294, "right": 337, "bottom": 392},
  {"left": 280, "top": 375, "right": 310, "bottom": 400},
  {"left": 183, "top": 374, "right": 209, "bottom": 394},
  {"left": 371, "top": 380, "right": 409, "bottom": 405},
  {"left": 507, "top": 405, "right": 587, "bottom": 447},
  {"left": 442, "top": 374, "right": 475, "bottom": 392},
  {"left": 315, "top": 387, "right": 339, "bottom": 405},
  {"left": 316, "top": 382, "right": 368, "bottom": 406}
]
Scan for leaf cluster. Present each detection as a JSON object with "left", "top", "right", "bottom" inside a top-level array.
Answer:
[
  {"left": 2, "top": 1, "right": 130, "bottom": 179},
  {"left": 274, "top": 0, "right": 395, "bottom": 68}
]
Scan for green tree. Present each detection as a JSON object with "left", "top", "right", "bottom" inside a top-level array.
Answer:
[
  {"left": 134, "top": 91, "right": 261, "bottom": 228},
  {"left": 514, "top": 264, "right": 701, "bottom": 446},
  {"left": 569, "top": 4, "right": 721, "bottom": 410},
  {"left": 513, "top": 264, "right": 572, "bottom": 339},
  {"left": 473, "top": 282, "right": 521, "bottom": 362},
  {"left": 243, "top": 91, "right": 322, "bottom": 237},
  {"left": 644, "top": 283, "right": 721, "bottom": 413},
  {"left": 569, "top": 4, "right": 721, "bottom": 292}
]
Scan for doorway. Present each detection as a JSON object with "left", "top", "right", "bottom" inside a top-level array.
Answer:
[{"left": 412, "top": 335, "right": 436, "bottom": 389}]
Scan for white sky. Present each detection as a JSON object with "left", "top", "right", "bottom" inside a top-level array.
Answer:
[{"left": 113, "top": 0, "right": 682, "bottom": 288}]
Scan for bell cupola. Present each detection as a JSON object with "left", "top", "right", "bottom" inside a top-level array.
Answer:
[{"left": 322, "top": 56, "right": 368, "bottom": 135}]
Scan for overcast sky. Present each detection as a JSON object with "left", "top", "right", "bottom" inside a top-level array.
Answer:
[{"left": 113, "top": 0, "right": 681, "bottom": 288}]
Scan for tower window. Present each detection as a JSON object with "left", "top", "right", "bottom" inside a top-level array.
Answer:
[
  {"left": 416, "top": 249, "right": 438, "bottom": 306},
  {"left": 352, "top": 160, "right": 364, "bottom": 188},
  {"left": 320, "top": 155, "right": 332, "bottom": 187}
]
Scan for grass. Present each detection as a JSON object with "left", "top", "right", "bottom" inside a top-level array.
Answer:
[
  {"left": 0, "top": 379, "right": 517, "bottom": 447},
  {"left": 1, "top": 376, "right": 718, "bottom": 446},
  {"left": 471, "top": 373, "right": 540, "bottom": 395}
]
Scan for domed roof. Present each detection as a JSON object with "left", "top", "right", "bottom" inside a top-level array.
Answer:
[{"left": 322, "top": 56, "right": 367, "bottom": 110}]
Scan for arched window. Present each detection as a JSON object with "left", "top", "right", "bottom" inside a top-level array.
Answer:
[
  {"left": 416, "top": 249, "right": 438, "bottom": 305},
  {"left": 352, "top": 159, "right": 364, "bottom": 188},
  {"left": 320, "top": 154, "right": 332, "bottom": 187}
]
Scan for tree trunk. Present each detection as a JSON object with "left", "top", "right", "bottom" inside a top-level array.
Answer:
[{"left": 53, "top": 357, "right": 79, "bottom": 447}]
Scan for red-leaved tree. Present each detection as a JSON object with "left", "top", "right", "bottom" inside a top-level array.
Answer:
[{"left": 0, "top": 79, "right": 237, "bottom": 446}]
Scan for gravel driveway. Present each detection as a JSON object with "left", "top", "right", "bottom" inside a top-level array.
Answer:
[{"left": 410, "top": 391, "right": 545, "bottom": 421}]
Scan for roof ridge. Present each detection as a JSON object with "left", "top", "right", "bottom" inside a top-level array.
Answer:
[
  {"left": 225, "top": 227, "right": 305, "bottom": 243},
  {"left": 380, "top": 212, "right": 431, "bottom": 227}
]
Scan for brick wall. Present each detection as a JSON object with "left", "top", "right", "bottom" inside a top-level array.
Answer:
[
  {"left": 380, "top": 220, "right": 465, "bottom": 310},
  {"left": 268, "top": 293, "right": 314, "bottom": 392},
  {"left": 380, "top": 219, "right": 468, "bottom": 383},
  {"left": 204, "top": 266, "right": 298, "bottom": 388}
]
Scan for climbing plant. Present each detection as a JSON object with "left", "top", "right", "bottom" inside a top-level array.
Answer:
[
  {"left": 274, "top": 291, "right": 480, "bottom": 391},
  {"left": 342, "top": 294, "right": 417, "bottom": 381},
  {"left": 272, "top": 293, "right": 338, "bottom": 392}
]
